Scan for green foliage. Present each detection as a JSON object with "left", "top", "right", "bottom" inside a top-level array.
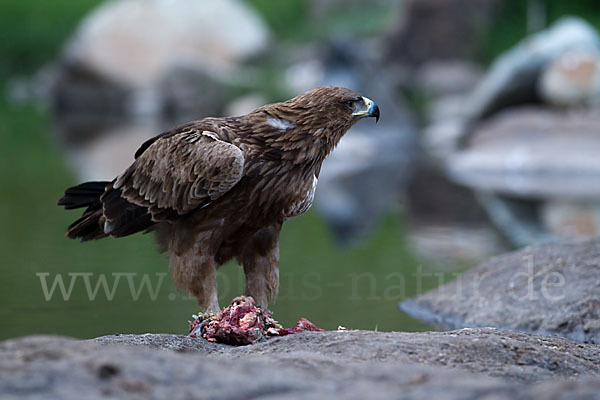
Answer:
[
  {"left": 243, "top": 0, "right": 395, "bottom": 42},
  {"left": 244, "top": 0, "right": 309, "bottom": 41},
  {"left": 480, "top": 0, "right": 600, "bottom": 64},
  {"left": 478, "top": 2, "right": 528, "bottom": 64},
  {"left": 0, "top": 0, "right": 102, "bottom": 79}
]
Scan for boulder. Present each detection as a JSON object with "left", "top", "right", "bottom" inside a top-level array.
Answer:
[
  {"left": 539, "top": 48, "right": 600, "bottom": 108},
  {"left": 447, "top": 107, "right": 600, "bottom": 200},
  {"left": 421, "top": 18, "right": 600, "bottom": 246},
  {"left": 48, "top": 0, "right": 267, "bottom": 120},
  {"left": 401, "top": 239, "right": 600, "bottom": 343},
  {"left": 63, "top": 0, "right": 269, "bottom": 88},
  {"left": 2, "top": 329, "right": 600, "bottom": 399},
  {"left": 463, "top": 17, "right": 600, "bottom": 126},
  {"left": 542, "top": 200, "right": 600, "bottom": 238}
]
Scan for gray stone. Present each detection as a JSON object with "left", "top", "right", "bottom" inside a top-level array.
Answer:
[
  {"left": 448, "top": 107, "right": 600, "bottom": 200},
  {"left": 464, "top": 17, "right": 600, "bottom": 126},
  {"left": 539, "top": 48, "right": 600, "bottom": 108},
  {"left": 2, "top": 329, "right": 600, "bottom": 399},
  {"left": 401, "top": 239, "right": 600, "bottom": 343},
  {"left": 542, "top": 200, "right": 600, "bottom": 238},
  {"left": 63, "top": 0, "right": 269, "bottom": 88}
]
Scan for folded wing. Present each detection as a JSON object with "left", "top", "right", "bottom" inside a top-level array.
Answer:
[{"left": 103, "top": 128, "right": 245, "bottom": 234}]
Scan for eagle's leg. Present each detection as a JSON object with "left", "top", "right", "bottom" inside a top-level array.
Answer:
[
  {"left": 241, "top": 224, "right": 281, "bottom": 308},
  {"left": 168, "top": 247, "right": 220, "bottom": 312},
  {"left": 189, "top": 259, "right": 220, "bottom": 313}
]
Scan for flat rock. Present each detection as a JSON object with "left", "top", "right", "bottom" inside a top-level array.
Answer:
[
  {"left": 402, "top": 239, "right": 600, "bottom": 343},
  {"left": 447, "top": 107, "right": 600, "bottom": 200},
  {"left": 2, "top": 329, "right": 600, "bottom": 399}
]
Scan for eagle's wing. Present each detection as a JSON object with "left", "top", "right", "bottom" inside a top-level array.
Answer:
[{"left": 112, "top": 128, "right": 244, "bottom": 220}]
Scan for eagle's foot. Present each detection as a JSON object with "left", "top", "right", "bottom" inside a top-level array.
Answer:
[{"left": 195, "top": 310, "right": 218, "bottom": 320}]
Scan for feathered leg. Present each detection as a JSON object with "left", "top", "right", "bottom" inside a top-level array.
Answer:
[
  {"left": 241, "top": 224, "right": 281, "bottom": 308},
  {"left": 160, "top": 224, "right": 220, "bottom": 313},
  {"left": 169, "top": 250, "right": 220, "bottom": 312}
]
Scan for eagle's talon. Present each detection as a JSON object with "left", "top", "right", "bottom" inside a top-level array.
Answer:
[{"left": 194, "top": 311, "right": 217, "bottom": 321}]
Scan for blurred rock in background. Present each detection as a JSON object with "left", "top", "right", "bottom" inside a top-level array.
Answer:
[
  {"left": 379, "top": 0, "right": 507, "bottom": 265},
  {"left": 539, "top": 48, "right": 600, "bottom": 108},
  {"left": 448, "top": 108, "right": 600, "bottom": 245},
  {"left": 61, "top": 0, "right": 269, "bottom": 87},
  {"left": 462, "top": 17, "right": 600, "bottom": 134},
  {"left": 431, "top": 17, "right": 600, "bottom": 247},
  {"left": 404, "top": 164, "right": 505, "bottom": 269},
  {"left": 50, "top": 0, "right": 269, "bottom": 116}
]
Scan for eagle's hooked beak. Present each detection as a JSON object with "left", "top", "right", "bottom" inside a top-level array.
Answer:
[{"left": 352, "top": 96, "right": 380, "bottom": 123}]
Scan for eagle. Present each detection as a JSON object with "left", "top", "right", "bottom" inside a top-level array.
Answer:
[{"left": 58, "top": 86, "right": 380, "bottom": 312}]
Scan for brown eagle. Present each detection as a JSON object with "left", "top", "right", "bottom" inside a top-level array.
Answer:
[{"left": 58, "top": 86, "right": 380, "bottom": 312}]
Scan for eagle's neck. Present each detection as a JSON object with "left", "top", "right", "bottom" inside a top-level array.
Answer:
[{"left": 230, "top": 111, "right": 347, "bottom": 167}]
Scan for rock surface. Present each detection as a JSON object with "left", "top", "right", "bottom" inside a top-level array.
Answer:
[
  {"left": 402, "top": 239, "right": 600, "bottom": 343},
  {"left": 539, "top": 48, "right": 600, "bottom": 108},
  {"left": 2, "top": 329, "right": 600, "bottom": 399},
  {"left": 448, "top": 107, "right": 600, "bottom": 200},
  {"left": 463, "top": 17, "right": 600, "bottom": 127}
]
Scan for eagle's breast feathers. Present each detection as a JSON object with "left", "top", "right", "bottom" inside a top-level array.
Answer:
[{"left": 283, "top": 174, "right": 318, "bottom": 219}]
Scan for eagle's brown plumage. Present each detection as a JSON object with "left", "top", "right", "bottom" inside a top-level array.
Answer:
[{"left": 58, "top": 86, "right": 380, "bottom": 311}]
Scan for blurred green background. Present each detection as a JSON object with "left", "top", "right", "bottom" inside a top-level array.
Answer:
[{"left": 2, "top": 0, "right": 600, "bottom": 341}]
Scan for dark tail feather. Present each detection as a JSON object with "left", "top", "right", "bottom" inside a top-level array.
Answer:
[
  {"left": 101, "top": 188, "right": 155, "bottom": 237},
  {"left": 58, "top": 181, "right": 110, "bottom": 241},
  {"left": 58, "top": 181, "right": 109, "bottom": 210}
]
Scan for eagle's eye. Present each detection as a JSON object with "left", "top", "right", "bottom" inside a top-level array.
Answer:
[{"left": 342, "top": 97, "right": 361, "bottom": 109}]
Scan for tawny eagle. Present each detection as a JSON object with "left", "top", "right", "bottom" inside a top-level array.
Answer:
[{"left": 58, "top": 86, "right": 380, "bottom": 312}]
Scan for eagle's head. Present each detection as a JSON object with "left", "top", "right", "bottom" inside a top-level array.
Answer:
[
  {"left": 244, "top": 86, "right": 380, "bottom": 163},
  {"left": 287, "top": 86, "right": 380, "bottom": 126},
  {"left": 288, "top": 86, "right": 380, "bottom": 156},
  {"left": 264, "top": 86, "right": 379, "bottom": 149}
]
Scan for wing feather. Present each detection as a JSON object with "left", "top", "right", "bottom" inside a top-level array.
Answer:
[{"left": 113, "top": 129, "right": 244, "bottom": 219}]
